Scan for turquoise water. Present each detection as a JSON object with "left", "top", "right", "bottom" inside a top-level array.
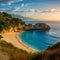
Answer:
[{"left": 19, "top": 21, "right": 60, "bottom": 51}]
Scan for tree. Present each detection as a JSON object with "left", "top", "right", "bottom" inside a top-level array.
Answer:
[
  {"left": 0, "top": 35, "right": 3, "bottom": 40},
  {"left": 0, "top": 12, "right": 26, "bottom": 32}
]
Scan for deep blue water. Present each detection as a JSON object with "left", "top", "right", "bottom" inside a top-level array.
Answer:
[{"left": 19, "top": 21, "right": 60, "bottom": 51}]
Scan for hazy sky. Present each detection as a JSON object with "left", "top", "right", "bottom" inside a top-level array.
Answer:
[{"left": 0, "top": 0, "right": 60, "bottom": 21}]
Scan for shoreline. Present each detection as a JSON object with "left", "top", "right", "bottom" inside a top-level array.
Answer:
[
  {"left": 17, "top": 32, "right": 39, "bottom": 52},
  {"left": 1, "top": 31, "right": 38, "bottom": 53}
]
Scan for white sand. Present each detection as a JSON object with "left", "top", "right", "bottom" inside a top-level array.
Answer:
[{"left": 1, "top": 32, "right": 36, "bottom": 53}]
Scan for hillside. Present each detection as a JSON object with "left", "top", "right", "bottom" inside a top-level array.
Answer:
[
  {"left": 0, "top": 51, "right": 9, "bottom": 60},
  {"left": 0, "top": 12, "right": 25, "bottom": 33},
  {"left": 0, "top": 12, "right": 60, "bottom": 60},
  {"left": 0, "top": 35, "right": 60, "bottom": 60},
  {"left": 0, "top": 40, "right": 29, "bottom": 60},
  {"left": 30, "top": 42, "right": 60, "bottom": 60}
]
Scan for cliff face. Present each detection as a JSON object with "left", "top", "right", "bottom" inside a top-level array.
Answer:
[{"left": 25, "top": 23, "right": 50, "bottom": 31}]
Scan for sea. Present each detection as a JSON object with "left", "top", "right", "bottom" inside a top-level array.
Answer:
[{"left": 19, "top": 20, "right": 60, "bottom": 51}]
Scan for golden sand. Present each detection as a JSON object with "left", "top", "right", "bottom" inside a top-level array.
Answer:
[{"left": 1, "top": 32, "right": 36, "bottom": 53}]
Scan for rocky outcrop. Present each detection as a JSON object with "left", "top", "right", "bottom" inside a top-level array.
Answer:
[
  {"left": 25, "top": 23, "right": 50, "bottom": 31},
  {"left": 35, "top": 23, "right": 50, "bottom": 30}
]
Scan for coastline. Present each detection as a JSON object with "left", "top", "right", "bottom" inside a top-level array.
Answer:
[
  {"left": 1, "top": 31, "right": 37, "bottom": 53},
  {"left": 17, "top": 31, "right": 39, "bottom": 52}
]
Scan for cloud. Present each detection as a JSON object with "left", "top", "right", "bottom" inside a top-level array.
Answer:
[
  {"left": 0, "top": 8, "right": 6, "bottom": 11},
  {"left": 0, "top": 3, "right": 6, "bottom": 6},
  {"left": 21, "top": 3, "right": 29, "bottom": 8},
  {"left": 13, "top": 7, "right": 21, "bottom": 12},
  {"left": 41, "top": 8, "right": 57, "bottom": 13},
  {"left": 25, "top": 9, "right": 38, "bottom": 12},
  {"left": 7, "top": 1, "right": 14, "bottom": 5},
  {"left": 0, "top": 0, "right": 23, "bottom": 5},
  {"left": 0, "top": 0, "right": 23, "bottom": 3},
  {"left": 50, "top": 8, "right": 56, "bottom": 12},
  {"left": 21, "top": 3, "right": 25, "bottom": 7},
  {"left": 12, "top": 3, "right": 25, "bottom": 12},
  {"left": 10, "top": 8, "right": 60, "bottom": 21},
  {"left": 29, "top": 9, "right": 36, "bottom": 12},
  {"left": 0, "top": 8, "right": 11, "bottom": 12}
]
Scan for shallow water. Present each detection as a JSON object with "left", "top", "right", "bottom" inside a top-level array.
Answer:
[{"left": 19, "top": 21, "right": 60, "bottom": 51}]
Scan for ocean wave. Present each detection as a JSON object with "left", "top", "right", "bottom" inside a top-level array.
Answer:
[{"left": 47, "top": 29, "right": 60, "bottom": 39}]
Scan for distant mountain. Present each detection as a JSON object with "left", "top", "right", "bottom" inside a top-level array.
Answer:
[{"left": 11, "top": 14, "right": 33, "bottom": 20}]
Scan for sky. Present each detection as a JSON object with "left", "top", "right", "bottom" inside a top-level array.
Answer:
[{"left": 0, "top": 0, "right": 60, "bottom": 21}]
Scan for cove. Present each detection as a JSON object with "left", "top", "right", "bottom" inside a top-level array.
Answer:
[{"left": 19, "top": 30, "right": 60, "bottom": 51}]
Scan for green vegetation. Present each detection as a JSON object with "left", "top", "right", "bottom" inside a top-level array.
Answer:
[
  {"left": 0, "top": 39, "right": 60, "bottom": 60},
  {"left": 0, "top": 12, "right": 60, "bottom": 60},
  {"left": 0, "top": 40, "right": 29, "bottom": 60},
  {"left": 0, "top": 12, "right": 50, "bottom": 32},
  {"left": 35, "top": 23, "right": 50, "bottom": 30},
  {"left": 0, "top": 35, "right": 3, "bottom": 40},
  {"left": 47, "top": 42, "right": 60, "bottom": 50},
  {"left": 0, "top": 12, "right": 25, "bottom": 32},
  {"left": 29, "top": 42, "right": 60, "bottom": 60}
]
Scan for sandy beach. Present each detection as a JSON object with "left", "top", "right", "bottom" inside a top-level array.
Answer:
[{"left": 1, "top": 32, "right": 36, "bottom": 53}]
